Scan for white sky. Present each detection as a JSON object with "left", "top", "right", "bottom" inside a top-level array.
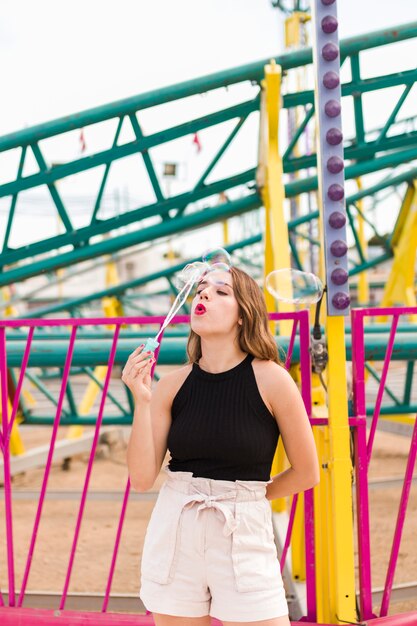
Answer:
[{"left": 0, "top": 0, "right": 416, "bottom": 253}]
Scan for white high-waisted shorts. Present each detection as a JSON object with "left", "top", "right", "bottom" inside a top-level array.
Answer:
[{"left": 139, "top": 467, "right": 288, "bottom": 622}]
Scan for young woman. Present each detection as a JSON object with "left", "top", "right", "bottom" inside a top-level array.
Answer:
[{"left": 123, "top": 266, "right": 319, "bottom": 626}]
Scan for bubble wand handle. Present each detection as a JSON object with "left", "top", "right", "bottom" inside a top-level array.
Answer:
[{"left": 141, "top": 275, "right": 197, "bottom": 354}]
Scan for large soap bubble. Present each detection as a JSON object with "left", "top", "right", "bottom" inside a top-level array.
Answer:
[{"left": 266, "top": 269, "right": 323, "bottom": 304}]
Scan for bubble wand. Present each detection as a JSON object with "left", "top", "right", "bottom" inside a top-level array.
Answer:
[{"left": 141, "top": 249, "right": 233, "bottom": 355}]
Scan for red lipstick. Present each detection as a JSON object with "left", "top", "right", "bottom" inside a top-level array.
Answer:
[{"left": 195, "top": 303, "right": 206, "bottom": 315}]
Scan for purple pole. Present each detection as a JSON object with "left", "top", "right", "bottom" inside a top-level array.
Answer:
[
  {"left": 367, "top": 314, "right": 399, "bottom": 463},
  {"left": 0, "top": 328, "right": 15, "bottom": 606},
  {"left": 17, "top": 325, "right": 78, "bottom": 607},
  {"left": 60, "top": 325, "right": 121, "bottom": 610},
  {"left": 380, "top": 414, "right": 417, "bottom": 617}
]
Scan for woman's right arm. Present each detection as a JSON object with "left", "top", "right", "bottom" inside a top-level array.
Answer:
[{"left": 122, "top": 345, "right": 187, "bottom": 491}]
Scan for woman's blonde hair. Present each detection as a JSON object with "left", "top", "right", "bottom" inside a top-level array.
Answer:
[{"left": 186, "top": 266, "right": 283, "bottom": 365}]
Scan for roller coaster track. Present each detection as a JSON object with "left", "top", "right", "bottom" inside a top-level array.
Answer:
[{"left": 0, "top": 21, "right": 416, "bottom": 300}]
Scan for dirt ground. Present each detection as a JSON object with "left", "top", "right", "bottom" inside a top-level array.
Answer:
[{"left": 1, "top": 425, "right": 416, "bottom": 619}]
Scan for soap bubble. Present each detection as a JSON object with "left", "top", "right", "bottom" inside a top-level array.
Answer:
[
  {"left": 265, "top": 269, "right": 323, "bottom": 304},
  {"left": 174, "top": 261, "right": 209, "bottom": 289},
  {"left": 202, "top": 247, "right": 232, "bottom": 268}
]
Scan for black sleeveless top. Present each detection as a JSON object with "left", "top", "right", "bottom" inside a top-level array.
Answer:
[{"left": 167, "top": 354, "right": 280, "bottom": 481}]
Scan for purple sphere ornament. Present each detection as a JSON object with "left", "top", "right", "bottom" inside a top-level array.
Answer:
[
  {"left": 332, "top": 292, "right": 350, "bottom": 310},
  {"left": 328, "top": 211, "right": 346, "bottom": 229},
  {"left": 323, "top": 71, "right": 340, "bottom": 89},
  {"left": 322, "top": 43, "right": 339, "bottom": 62},
  {"left": 330, "top": 240, "right": 348, "bottom": 257},
  {"left": 321, "top": 0, "right": 336, "bottom": 4},
  {"left": 331, "top": 268, "right": 348, "bottom": 286},
  {"left": 322, "top": 15, "right": 338, "bottom": 33},
  {"left": 328, "top": 183, "right": 345, "bottom": 201},
  {"left": 327, "top": 156, "right": 344, "bottom": 174},
  {"left": 326, "top": 127, "right": 343, "bottom": 145},
  {"left": 324, "top": 99, "right": 341, "bottom": 117}
]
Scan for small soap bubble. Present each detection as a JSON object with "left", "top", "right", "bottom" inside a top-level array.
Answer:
[
  {"left": 174, "top": 261, "right": 209, "bottom": 289},
  {"left": 266, "top": 269, "right": 323, "bottom": 304},
  {"left": 202, "top": 248, "right": 232, "bottom": 268}
]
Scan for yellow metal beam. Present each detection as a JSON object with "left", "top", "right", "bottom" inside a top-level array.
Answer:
[
  {"left": 259, "top": 61, "right": 293, "bottom": 336},
  {"left": 355, "top": 179, "right": 369, "bottom": 305},
  {"left": 325, "top": 316, "right": 356, "bottom": 623},
  {"left": 381, "top": 182, "right": 417, "bottom": 320}
]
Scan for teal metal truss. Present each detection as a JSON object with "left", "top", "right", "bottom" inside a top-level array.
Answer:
[{"left": 0, "top": 21, "right": 416, "bottom": 293}]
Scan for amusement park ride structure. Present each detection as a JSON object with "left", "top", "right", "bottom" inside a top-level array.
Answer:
[{"left": 1, "top": 1, "right": 417, "bottom": 624}]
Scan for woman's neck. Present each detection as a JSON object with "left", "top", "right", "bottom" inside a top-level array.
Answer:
[{"left": 198, "top": 340, "right": 247, "bottom": 374}]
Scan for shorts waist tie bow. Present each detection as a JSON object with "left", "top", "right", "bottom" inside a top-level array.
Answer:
[{"left": 183, "top": 492, "right": 238, "bottom": 537}]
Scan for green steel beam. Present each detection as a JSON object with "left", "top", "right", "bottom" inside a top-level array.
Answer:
[
  {"left": 3, "top": 145, "right": 26, "bottom": 252},
  {"left": 285, "top": 146, "right": 417, "bottom": 197},
  {"left": 31, "top": 144, "right": 73, "bottom": 232},
  {"left": 129, "top": 114, "right": 165, "bottom": 202},
  {"left": 90, "top": 116, "right": 124, "bottom": 223},
  {"left": 20, "top": 235, "right": 262, "bottom": 317},
  {"left": 374, "top": 83, "right": 414, "bottom": 147},
  {"left": 3, "top": 153, "right": 417, "bottom": 286},
  {"left": 283, "top": 67, "right": 417, "bottom": 109},
  {"left": 0, "top": 98, "right": 259, "bottom": 198},
  {"left": 0, "top": 193, "right": 261, "bottom": 287},
  {"left": 0, "top": 168, "right": 256, "bottom": 268},
  {"left": 350, "top": 54, "right": 365, "bottom": 145},
  {"left": 285, "top": 129, "right": 417, "bottom": 174},
  {"left": 1, "top": 22, "right": 415, "bottom": 153}
]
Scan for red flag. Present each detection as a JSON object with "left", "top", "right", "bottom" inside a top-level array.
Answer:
[
  {"left": 79, "top": 128, "right": 86, "bottom": 153},
  {"left": 192, "top": 132, "right": 202, "bottom": 153}
]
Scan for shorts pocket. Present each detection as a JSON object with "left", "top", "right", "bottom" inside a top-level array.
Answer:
[
  {"left": 231, "top": 499, "right": 280, "bottom": 592},
  {"left": 141, "top": 483, "right": 183, "bottom": 584}
]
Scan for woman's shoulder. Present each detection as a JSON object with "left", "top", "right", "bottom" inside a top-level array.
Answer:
[{"left": 251, "top": 357, "right": 295, "bottom": 389}]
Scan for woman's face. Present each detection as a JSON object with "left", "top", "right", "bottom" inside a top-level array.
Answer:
[{"left": 190, "top": 270, "right": 241, "bottom": 337}]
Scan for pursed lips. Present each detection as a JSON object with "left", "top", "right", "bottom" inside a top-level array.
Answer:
[{"left": 195, "top": 303, "right": 207, "bottom": 315}]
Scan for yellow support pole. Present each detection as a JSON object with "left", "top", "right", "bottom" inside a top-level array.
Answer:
[
  {"left": 325, "top": 316, "right": 356, "bottom": 623},
  {"left": 0, "top": 289, "right": 25, "bottom": 456},
  {"left": 260, "top": 60, "right": 293, "bottom": 336},
  {"left": 313, "top": 424, "right": 333, "bottom": 622},
  {"left": 381, "top": 182, "right": 417, "bottom": 321},
  {"left": 356, "top": 178, "right": 369, "bottom": 305}
]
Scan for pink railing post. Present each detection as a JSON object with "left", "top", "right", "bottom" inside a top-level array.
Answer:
[
  {"left": 366, "top": 313, "right": 399, "bottom": 463},
  {"left": 380, "top": 414, "right": 417, "bottom": 617},
  {"left": 60, "top": 325, "right": 121, "bottom": 610},
  {"left": 351, "top": 309, "right": 374, "bottom": 620},
  {"left": 0, "top": 327, "right": 15, "bottom": 606},
  {"left": 103, "top": 329, "right": 163, "bottom": 612},
  {"left": 280, "top": 494, "right": 298, "bottom": 573},
  {"left": 17, "top": 325, "right": 79, "bottom": 607}
]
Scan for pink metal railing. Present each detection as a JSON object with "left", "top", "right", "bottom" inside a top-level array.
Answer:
[
  {"left": 0, "top": 312, "right": 314, "bottom": 625},
  {"left": 351, "top": 307, "right": 417, "bottom": 620}
]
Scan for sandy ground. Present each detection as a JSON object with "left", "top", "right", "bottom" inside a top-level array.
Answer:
[{"left": 0, "top": 425, "right": 416, "bottom": 619}]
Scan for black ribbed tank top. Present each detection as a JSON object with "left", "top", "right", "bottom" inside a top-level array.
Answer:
[{"left": 167, "top": 354, "right": 280, "bottom": 481}]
